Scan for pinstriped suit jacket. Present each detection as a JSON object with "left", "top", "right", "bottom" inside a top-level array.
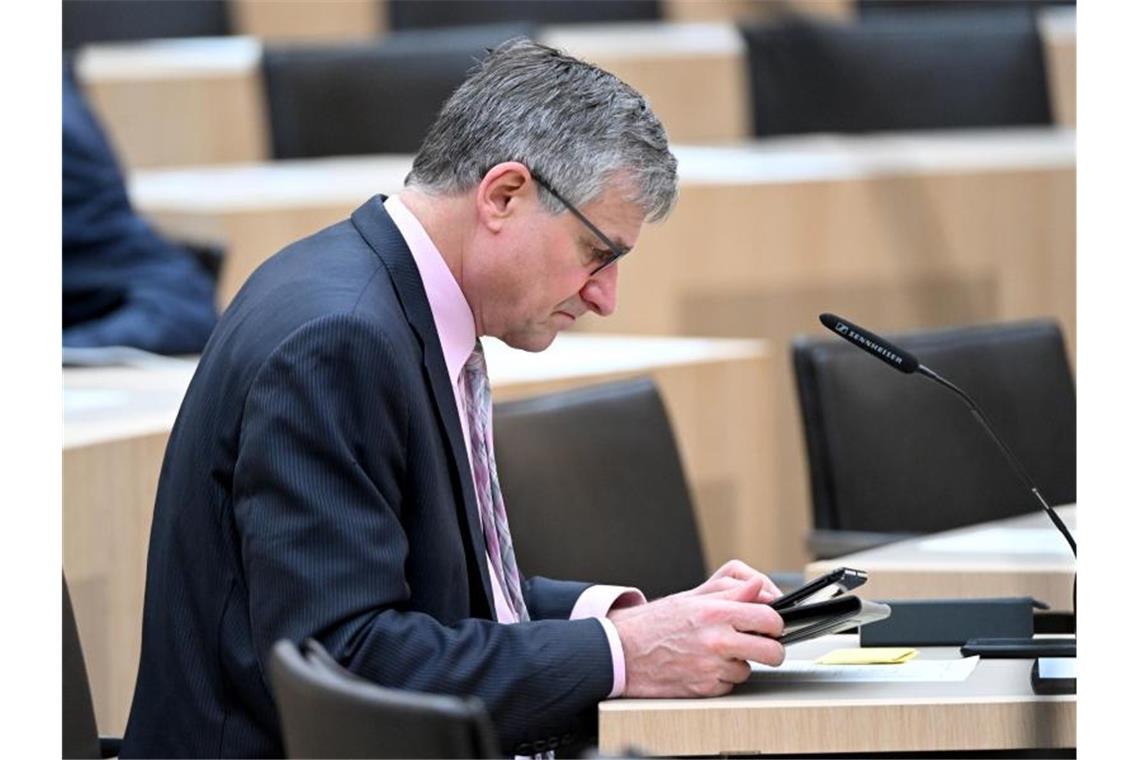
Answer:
[{"left": 120, "top": 196, "right": 614, "bottom": 758}]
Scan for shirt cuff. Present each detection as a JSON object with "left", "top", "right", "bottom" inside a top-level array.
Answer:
[{"left": 570, "top": 585, "right": 647, "bottom": 698}]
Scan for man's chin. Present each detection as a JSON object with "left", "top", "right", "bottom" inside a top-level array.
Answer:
[{"left": 501, "top": 328, "right": 559, "bottom": 353}]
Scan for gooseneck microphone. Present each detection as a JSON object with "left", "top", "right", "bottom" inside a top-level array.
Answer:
[{"left": 818, "top": 313, "right": 1076, "bottom": 558}]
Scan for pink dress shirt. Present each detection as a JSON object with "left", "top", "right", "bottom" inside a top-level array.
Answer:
[{"left": 384, "top": 195, "right": 645, "bottom": 698}]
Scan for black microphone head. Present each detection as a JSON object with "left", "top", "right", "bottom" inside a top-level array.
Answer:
[{"left": 819, "top": 313, "right": 920, "bottom": 374}]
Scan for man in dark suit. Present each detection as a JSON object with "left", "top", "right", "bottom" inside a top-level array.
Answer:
[{"left": 121, "top": 40, "right": 785, "bottom": 758}]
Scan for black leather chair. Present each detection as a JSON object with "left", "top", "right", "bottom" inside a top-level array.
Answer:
[
  {"left": 262, "top": 23, "right": 532, "bottom": 159},
  {"left": 493, "top": 377, "right": 708, "bottom": 600},
  {"left": 388, "top": 0, "right": 660, "bottom": 31},
  {"left": 62, "top": 0, "right": 230, "bottom": 50},
  {"left": 858, "top": 0, "right": 1074, "bottom": 20},
  {"left": 793, "top": 319, "right": 1075, "bottom": 559},
  {"left": 268, "top": 639, "right": 499, "bottom": 759},
  {"left": 740, "top": 11, "right": 1053, "bottom": 137},
  {"left": 63, "top": 575, "right": 121, "bottom": 759}
]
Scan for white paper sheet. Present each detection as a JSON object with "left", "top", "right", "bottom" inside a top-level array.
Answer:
[
  {"left": 749, "top": 656, "right": 980, "bottom": 682},
  {"left": 918, "top": 527, "right": 1073, "bottom": 555}
]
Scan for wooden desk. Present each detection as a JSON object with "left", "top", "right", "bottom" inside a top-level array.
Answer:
[
  {"left": 130, "top": 129, "right": 1075, "bottom": 572},
  {"left": 805, "top": 506, "right": 1077, "bottom": 614},
  {"left": 63, "top": 334, "right": 775, "bottom": 735},
  {"left": 1039, "top": 6, "right": 1076, "bottom": 128},
  {"left": 598, "top": 633, "right": 1075, "bottom": 755},
  {"left": 74, "top": 37, "right": 269, "bottom": 170}
]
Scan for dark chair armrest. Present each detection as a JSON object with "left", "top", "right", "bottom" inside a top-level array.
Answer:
[
  {"left": 99, "top": 736, "right": 122, "bottom": 758},
  {"left": 808, "top": 529, "right": 916, "bottom": 560}
]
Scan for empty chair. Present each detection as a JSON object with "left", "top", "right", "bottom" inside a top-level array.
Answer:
[
  {"left": 493, "top": 377, "right": 707, "bottom": 600},
  {"left": 262, "top": 23, "right": 533, "bottom": 159},
  {"left": 740, "top": 12, "right": 1053, "bottom": 137},
  {"left": 793, "top": 319, "right": 1075, "bottom": 559},
  {"left": 63, "top": 574, "right": 120, "bottom": 759},
  {"left": 268, "top": 639, "right": 499, "bottom": 759},
  {"left": 62, "top": 0, "right": 230, "bottom": 50},
  {"left": 388, "top": 0, "right": 661, "bottom": 30}
]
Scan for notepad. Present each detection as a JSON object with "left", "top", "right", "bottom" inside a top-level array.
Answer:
[
  {"left": 816, "top": 647, "right": 917, "bottom": 665},
  {"left": 750, "top": 656, "right": 979, "bottom": 682}
]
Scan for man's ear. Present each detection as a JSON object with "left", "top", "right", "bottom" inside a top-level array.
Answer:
[{"left": 475, "top": 162, "right": 534, "bottom": 232}]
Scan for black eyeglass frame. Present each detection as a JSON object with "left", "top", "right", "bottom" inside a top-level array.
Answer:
[{"left": 531, "top": 172, "right": 630, "bottom": 276}]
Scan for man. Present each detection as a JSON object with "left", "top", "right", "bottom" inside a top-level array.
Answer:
[{"left": 121, "top": 40, "right": 785, "bottom": 758}]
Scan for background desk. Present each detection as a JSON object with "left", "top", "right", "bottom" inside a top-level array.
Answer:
[
  {"left": 806, "top": 505, "right": 1077, "bottom": 613},
  {"left": 63, "top": 334, "right": 775, "bottom": 735},
  {"left": 598, "top": 633, "right": 1075, "bottom": 756},
  {"left": 129, "top": 128, "right": 1076, "bottom": 571}
]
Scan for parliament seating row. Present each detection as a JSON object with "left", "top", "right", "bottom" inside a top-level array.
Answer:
[
  {"left": 73, "top": 7, "right": 1075, "bottom": 171},
  {"left": 63, "top": 0, "right": 852, "bottom": 48}
]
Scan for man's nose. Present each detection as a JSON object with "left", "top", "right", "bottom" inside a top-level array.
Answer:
[{"left": 581, "top": 265, "right": 618, "bottom": 317}]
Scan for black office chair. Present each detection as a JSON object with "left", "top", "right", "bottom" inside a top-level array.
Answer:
[
  {"left": 739, "top": 10, "right": 1053, "bottom": 137},
  {"left": 793, "top": 319, "right": 1075, "bottom": 559},
  {"left": 62, "top": 0, "right": 230, "bottom": 50},
  {"left": 493, "top": 377, "right": 708, "bottom": 600},
  {"left": 261, "top": 23, "right": 533, "bottom": 159},
  {"left": 268, "top": 639, "right": 499, "bottom": 759},
  {"left": 63, "top": 574, "right": 121, "bottom": 759},
  {"left": 388, "top": 0, "right": 661, "bottom": 31}
]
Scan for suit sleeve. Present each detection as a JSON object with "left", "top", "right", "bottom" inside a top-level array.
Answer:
[{"left": 232, "top": 315, "right": 613, "bottom": 754}]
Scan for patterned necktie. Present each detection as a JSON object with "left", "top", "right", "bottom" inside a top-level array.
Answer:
[{"left": 462, "top": 341, "right": 530, "bottom": 623}]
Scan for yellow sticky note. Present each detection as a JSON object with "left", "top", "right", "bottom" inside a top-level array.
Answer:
[{"left": 816, "top": 648, "right": 918, "bottom": 665}]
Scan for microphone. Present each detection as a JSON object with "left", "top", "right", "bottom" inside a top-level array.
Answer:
[{"left": 818, "top": 313, "right": 1077, "bottom": 559}]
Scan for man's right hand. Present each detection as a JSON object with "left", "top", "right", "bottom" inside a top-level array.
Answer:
[{"left": 608, "top": 576, "right": 785, "bottom": 698}]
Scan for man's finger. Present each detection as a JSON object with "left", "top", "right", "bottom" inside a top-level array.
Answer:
[
  {"left": 717, "top": 629, "right": 786, "bottom": 667},
  {"left": 718, "top": 599, "right": 785, "bottom": 637},
  {"left": 708, "top": 575, "right": 766, "bottom": 603}
]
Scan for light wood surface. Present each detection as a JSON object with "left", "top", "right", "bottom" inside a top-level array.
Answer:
[
  {"left": 231, "top": 0, "right": 386, "bottom": 41},
  {"left": 806, "top": 505, "right": 1077, "bottom": 613},
  {"left": 63, "top": 335, "right": 775, "bottom": 735},
  {"left": 598, "top": 633, "right": 1075, "bottom": 755},
  {"left": 74, "top": 37, "right": 269, "bottom": 170},
  {"left": 664, "top": 0, "right": 853, "bottom": 23},
  {"left": 1039, "top": 6, "right": 1076, "bottom": 128},
  {"left": 129, "top": 128, "right": 1075, "bottom": 573}
]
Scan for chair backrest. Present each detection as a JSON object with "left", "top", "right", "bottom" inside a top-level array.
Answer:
[
  {"left": 793, "top": 319, "right": 1075, "bottom": 539},
  {"left": 493, "top": 377, "right": 707, "bottom": 600},
  {"left": 388, "top": 0, "right": 661, "bottom": 31},
  {"left": 740, "top": 11, "right": 1053, "bottom": 137},
  {"left": 269, "top": 639, "right": 499, "bottom": 759},
  {"left": 262, "top": 23, "right": 533, "bottom": 160},
  {"left": 63, "top": 574, "right": 100, "bottom": 760},
  {"left": 62, "top": 0, "right": 230, "bottom": 50}
]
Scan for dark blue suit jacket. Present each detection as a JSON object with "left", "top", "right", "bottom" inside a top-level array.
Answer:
[
  {"left": 62, "top": 67, "right": 217, "bottom": 354},
  {"left": 120, "top": 197, "right": 614, "bottom": 757}
]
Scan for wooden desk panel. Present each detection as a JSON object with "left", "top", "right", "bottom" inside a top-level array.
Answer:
[
  {"left": 806, "top": 506, "right": 1077, "bottom": 613},
  {"left": 231, "top": 0, "right": 386, "bottom": 41},
  {"left": 599, "top": 633, "right": 1075, "bottom": 755},
  {"left": 63, "top": 335, "right": 775, "bottom": 735},
  {"left": 75, "top": 38, "right": 269, "bottom": 170},
  {"left": 1040, "top": 6, "right": 1076, "bottom": 128}
]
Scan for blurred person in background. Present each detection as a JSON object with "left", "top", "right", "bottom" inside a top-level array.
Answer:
[
  {"left": 121, "top": 40, "right": 785, "bottom": 758},
  {"left": 63, "top": 65, "right": 217, "bottom": 355}
]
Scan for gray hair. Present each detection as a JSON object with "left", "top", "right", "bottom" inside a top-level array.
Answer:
[{"left": 406, "top": 38, "right": 678, "bottom": 222}]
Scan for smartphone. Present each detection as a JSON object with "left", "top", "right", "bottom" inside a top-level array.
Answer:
[
  {"left": 770, "top": 567, "right": 868, "bottom": 612},
  {"left": 776, "top": 595, "right": 891, "bottom": 645}
]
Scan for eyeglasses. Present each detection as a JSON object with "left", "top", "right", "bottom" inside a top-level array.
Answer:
[{"left": 531, "top": 172, "right": 630, "bottom": 276}]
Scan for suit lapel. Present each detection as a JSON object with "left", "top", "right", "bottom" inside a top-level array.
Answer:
[{"left": 350, "top": 195, "right": 494, "bottom": 615}]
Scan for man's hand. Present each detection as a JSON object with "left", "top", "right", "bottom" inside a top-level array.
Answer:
[
  {"left": 675, "top": 560, "right": 783, "bottom": 604},
  {"left": 609, "top": 572, "right": 785, "bottom": 698}
]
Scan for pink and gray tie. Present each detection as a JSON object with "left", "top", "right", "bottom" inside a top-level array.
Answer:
[{"left": 463, "top": 341, "right": 530, "bottom": 623}]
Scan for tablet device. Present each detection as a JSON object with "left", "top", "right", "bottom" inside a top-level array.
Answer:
[{"left": 777, "top": 595, "right": 891, "bottom": 645}]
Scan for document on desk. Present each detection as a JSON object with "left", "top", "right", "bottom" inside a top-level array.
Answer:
[{"left": 750, "top": 656, "right": 979, "bottom": 682}]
